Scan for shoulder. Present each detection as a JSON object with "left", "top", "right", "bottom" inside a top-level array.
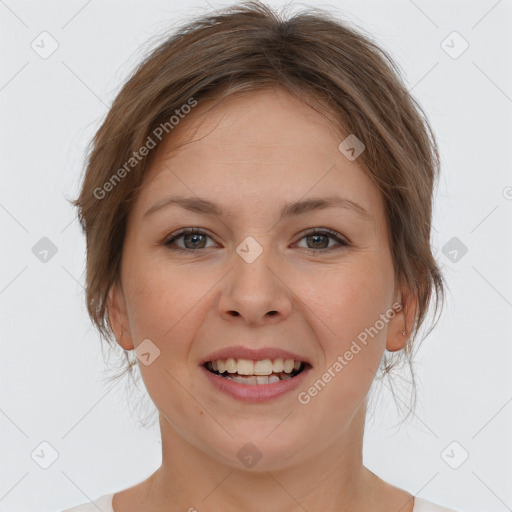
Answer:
[
  {"left": 413, "top": 497, "right": 459, "bottom": 512},
  {"left": 61, "top": 493, "right": 115, "bottom": 512}
]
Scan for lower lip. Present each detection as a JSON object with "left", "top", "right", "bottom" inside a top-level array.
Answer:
[{"left": 200, "top": 364, "right": 312, "bottom": 402}]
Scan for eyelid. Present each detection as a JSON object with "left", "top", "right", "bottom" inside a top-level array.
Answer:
[
  {"left": 294, "top": 228, "right": 350, "bottom": 251},
  {"left": 163, "top": 228, "right": 216, "bottom": 250},
  {"left": 297, "top": 227, "right": 350, "bottom": 245},
  {"left": 163, "top": 227, "right": 350, "bottom": 252}
]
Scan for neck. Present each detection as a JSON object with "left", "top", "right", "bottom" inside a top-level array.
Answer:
[{"left": 144, "top": 403, "right": 385, "bottom": 512}]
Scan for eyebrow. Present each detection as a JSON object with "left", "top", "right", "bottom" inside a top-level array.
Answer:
[{"left": 143, "top": 195, "right": 372, "bottom": 221}]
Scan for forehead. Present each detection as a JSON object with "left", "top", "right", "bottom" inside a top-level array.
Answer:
[
  {"left": 153, "top": 88, "right": 343, "bottom": 167},
  {"left": 134, "top": 88, "right": 383, "bottom": 223}
]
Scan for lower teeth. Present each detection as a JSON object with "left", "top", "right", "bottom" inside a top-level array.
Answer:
[
  {"left": 205, "top": 362, "right": 305, "bottom": 385},
  {"left": 213, "top": 370, "right": 300, "bottom": 385}
]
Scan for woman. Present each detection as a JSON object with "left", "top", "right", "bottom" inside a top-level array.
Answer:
[{"left": 64, "top": 1, "right": 454, "bottom": 510}]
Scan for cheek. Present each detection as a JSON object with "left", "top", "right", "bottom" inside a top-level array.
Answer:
[
  {"left": 121, "top": 261, "right": 204, "bottom": 421},
  {"left": 304, "top": 257, "right": 394, "bottom": 367},
  {"left": 291, "top": 265, "right": 394, "bottom": 447},
  {"left": 307, "top": 258, "right": 393, "bottom": 329},
  {"left": 122, "top": 256, "right": 199, "bottom": 354}
]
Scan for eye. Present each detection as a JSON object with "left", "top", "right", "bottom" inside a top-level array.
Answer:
[
  {"left": 163, "top": 227, "right": 350, "bottom": 253},
  {"left": 295, "top": 229, "right": 350, "bottom": 253},
  {"left": 163, "top": 228, "right": 216, "bottom": 252}
]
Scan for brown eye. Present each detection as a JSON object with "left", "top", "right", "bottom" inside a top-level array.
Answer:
[
  {"left": 306, "top": 233, "right": 330, "bottom": 249},
  {"left": 296, "top": 229, "right": 349, "bottom": 253},
  {"left": 163, "top": 228, "right": 349, "bottom": 254},
  {"left": 164, "top": 228, "right": 214, "bottom": 252}
]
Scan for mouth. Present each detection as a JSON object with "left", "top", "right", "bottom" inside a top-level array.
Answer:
[{"left": 203, "top": 358, "right": 310, "bottom": 385}]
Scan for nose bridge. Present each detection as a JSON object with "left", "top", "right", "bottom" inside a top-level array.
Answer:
[
  {"left": 233, "top": 234, "right": 279, "bottom": 297},
  {"left": 218, "top": 234, "right": 292, "bottom": 323}
]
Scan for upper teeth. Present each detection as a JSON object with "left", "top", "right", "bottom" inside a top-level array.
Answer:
[{"left": 209, "top": 358, "right": 302, "bottom": 375}]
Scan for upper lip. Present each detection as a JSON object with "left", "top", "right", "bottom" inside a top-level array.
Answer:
[{"left": 200, "top": 345, "right": 312, "bottom": 366}]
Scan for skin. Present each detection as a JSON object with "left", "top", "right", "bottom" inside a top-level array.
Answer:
[{"left": 107, "top": 87, "right": 418, "bottom": 512}]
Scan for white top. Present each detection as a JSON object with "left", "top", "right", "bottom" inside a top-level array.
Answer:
[{"left": 62, "top": 493, "right": 459, "bottom": 511}]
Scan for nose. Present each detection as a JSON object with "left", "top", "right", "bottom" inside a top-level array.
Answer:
[{"left": 217, "top": 243, "right": 293, "bottom": 325}]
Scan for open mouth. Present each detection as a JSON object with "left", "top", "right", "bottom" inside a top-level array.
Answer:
[{"left": 204, "top": 358, "right": 310, "bottom": 385}]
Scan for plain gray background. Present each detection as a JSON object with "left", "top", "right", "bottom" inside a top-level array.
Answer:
[{"left": 0, "top": 1, "right": 511, "bottom": 511}]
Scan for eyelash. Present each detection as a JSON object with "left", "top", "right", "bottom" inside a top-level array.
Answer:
[{"left": 163, "top": 228, "right": 350, "bottom": 254}]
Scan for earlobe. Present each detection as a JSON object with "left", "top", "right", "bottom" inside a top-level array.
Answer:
[
  {"left": 107, "top": 284, "right": 134, "bottom": 350},
  {"left": 385, "top": 283, "right": 418, "bottom": 352}
]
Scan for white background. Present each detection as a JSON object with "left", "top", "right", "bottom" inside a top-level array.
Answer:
[{"left": 0, "top": 1, "right": 511, "bottom": 511}]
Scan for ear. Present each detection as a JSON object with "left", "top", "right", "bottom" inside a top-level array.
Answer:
[
  {"left": 385, "top": 282, "right": 418, "bottom": 352},
  {"left": 107, "top": 282, "right": 134, "bottom": 350}
]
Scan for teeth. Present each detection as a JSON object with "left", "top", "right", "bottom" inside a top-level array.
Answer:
[
  {"left": 220, "top": 372, "right": 293, "bottom": 384},
  {"left": 225, "top": 357, "right": 237, "bottom": 373},
  {"left": 206, "top": 357, "right": 305, "bottom": 377},
  {"left": 205, "top": 356, "right": 306, "bottom": 384},
  {"left": 254, "top": 359, "right": 273, "bottom": 375},
  {"left": 272, "top": 358, "right": 284, "bottom": 373},
  {"left": 237, "top": 359, "right": 254, "bottom": 375},
  {"left": 283, "top": 359, "right": 294, "bottom": 373}
]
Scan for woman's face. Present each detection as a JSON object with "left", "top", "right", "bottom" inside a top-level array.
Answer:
[{"left": 109, "top": 87, "right": 413, "bottom": 471}]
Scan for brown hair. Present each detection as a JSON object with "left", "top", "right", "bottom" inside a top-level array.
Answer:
[{"left": 71, "top": 1, "right": 445, "bottom": 423}]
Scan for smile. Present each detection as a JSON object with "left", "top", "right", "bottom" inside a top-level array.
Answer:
[{"left": 204, "top": 358, "right": 308, "bottom": 385}]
